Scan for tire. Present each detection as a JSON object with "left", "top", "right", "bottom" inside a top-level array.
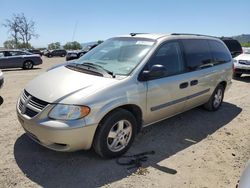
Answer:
[
  {"left": 48, "top": 54, "right": 52, "bottom": 58},
  {"left": 23, "top": 61, "right": 34, "bottom": 70},
  {"left": 203, "top": 84, "right": 225, "bottom": 111},
  {"left": 233, "top": 73, "right": 242, "bottom": 78},
  {"left": 93, "top": 109, "right": 137, "bottom": 158}
]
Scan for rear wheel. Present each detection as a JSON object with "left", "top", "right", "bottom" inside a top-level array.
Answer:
[
  {"left": 23, "top": 61, "right": 34, "bottom": 70},
  {"left": 93, "top": 109, "right": 137, "bottom": 158},
  {"left": 204, "top": 84, "right": 225, "bottom": 111}
]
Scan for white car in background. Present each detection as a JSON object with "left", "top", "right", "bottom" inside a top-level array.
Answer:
[{"left": 233, "top": 48, "right": 250, "bottom": 78}]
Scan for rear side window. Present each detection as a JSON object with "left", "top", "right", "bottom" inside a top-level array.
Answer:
[
  {"left": 208, "top": 40, "right": 231, "bottom": 63},
  {"left": 182, "top": 39, "right": 212, "bottom": 70},
  {"left": 9, "top": 51, "right": 26, "bottom": 56},
  {"left": 149, "top": 41, "right": 184, "bottom": 76}
]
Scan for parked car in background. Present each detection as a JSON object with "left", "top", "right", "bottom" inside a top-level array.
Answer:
[
  {"left": 0, "top": 70, "right": 3, "bottom": 89},
  {"left": 66, "top": 44, "right": 99, "bottom": 61},
  {"left": 220, "top": 37, "right": 243, "bottom": 58},
  {"left": 233, "top": 49, "right": 250, "bottom": 78},
  {"left": 44, "top": 49, "right": 67, "bottom": 58},
  {"left": 0, "top": 50, "right": 42, "bottom": 69},
  {"left": 27, "top": 49, "right": 43, "bottom": 56},
  {"left": 17, "top": 33, "right": 232, "bottom": 158},
  {"left": 66, "top": 50, "right": 87, "bottom": 61}
]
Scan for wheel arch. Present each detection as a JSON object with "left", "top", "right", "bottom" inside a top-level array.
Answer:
[{"left": 96, "top": 104, "right": 143, "bottom": 134}]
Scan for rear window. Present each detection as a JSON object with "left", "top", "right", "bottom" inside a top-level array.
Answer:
[
  {"left": 182, "top": 39, "right": 212, "bottom": 70},
  {"left": 222, "top": 40, "right": 242, "bottom": 52},
  {"left": 208, "top": 40, "right": 231, "bottom": 63}
]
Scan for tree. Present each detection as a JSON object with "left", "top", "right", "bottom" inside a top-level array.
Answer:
[
  {"left": 16, "top": 13, "right": 38, "bottom": 48},
  {"left": 3, "top": 40, "right": 16, "bottom": 49},
  {"left": 3, "top": 16, "right": 20, "bottom": 48},
  {"left": 3, "top": 13, "right": 38, "bottom": 49},
  {"left": 3, "top": 40, "right": 32, "bottom": 49},
  {"left": 48, "top": 42, "right": 61, "bottom": 50},
  {"left": 63, "top": 41, "right": 82, "bottom": 50}
]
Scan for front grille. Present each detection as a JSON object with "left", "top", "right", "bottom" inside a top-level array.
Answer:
[
  {"left": 239, "top": 60, "right": 250, "bottom": 65},
  {"left": 18, "top": 90, "right": 49, "bottom": 118}
]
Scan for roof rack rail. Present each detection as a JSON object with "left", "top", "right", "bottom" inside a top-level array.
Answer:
[
  {"left": 171, "top": 33, "right": 217, "bottom": 38},
  {"left": 130, "top": 33, "right": 148, "bottom": 36}
]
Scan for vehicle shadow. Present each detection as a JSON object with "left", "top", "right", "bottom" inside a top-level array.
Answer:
[
  {"left": 233, "top": 75, "right": 250, "bottom": 83},
  {"left": 14, "top": 102, "right": 242, "bottom": 188},
  {"left": 0, "top": 96, "right": 3, "bottom": 106},
  {"left": 2, "top": 68, "right": 41, "bottom": 72}
]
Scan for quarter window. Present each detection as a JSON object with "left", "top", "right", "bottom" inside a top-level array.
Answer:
[
  {"left": 182, "top": 39, "right": 212, "bottom": 70},
  {"left": 208, "top": 40, "right": 231, "bottom": 63},
  {"left": 149, "top": 42, "right": 184, "bottom": 76}
]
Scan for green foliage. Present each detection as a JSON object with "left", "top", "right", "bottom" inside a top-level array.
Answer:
[
  {"left": 233, "top": 34, "right": 250, "bottom": 43},
  {"left": 63, "top": 41, "right": 82, "bottom": 50},
  {"left": 241, "top": 42, "right": 250, "bottom": 47},
  {"left": 3, "top": 40, "right": 32, "bottom": 49},
  {"left": 48, "top": 42, "right": 61, "bottom": 50}
]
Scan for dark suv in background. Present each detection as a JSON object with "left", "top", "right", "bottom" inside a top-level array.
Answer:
[
  {"left": 66, "top": 44, "right": 99, "bottom": 61},
  {"left": 220, "top": 37, "right": 243, "bottom": 58},
  {"left": 44, "top": 49, "right": 67, "bottom": 58}
]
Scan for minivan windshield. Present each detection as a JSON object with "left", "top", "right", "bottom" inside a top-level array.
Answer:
[{"left": 75, "top": 37, "right": 155, "bottom": 76}]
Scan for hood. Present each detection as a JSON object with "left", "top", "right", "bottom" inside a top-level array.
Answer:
[
  {"left": 234, "top": 54, "right": 250, "bottom": 61},
  {"left": 25, "top": 66, "right": 119, "bottom": 103}
]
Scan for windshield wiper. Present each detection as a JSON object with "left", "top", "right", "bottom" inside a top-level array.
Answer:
[{"left": 82, "top": 62, "right": 115, "bottom": 78}]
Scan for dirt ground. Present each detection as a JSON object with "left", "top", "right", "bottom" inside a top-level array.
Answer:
[{"left": 0, "top": 57, "right": 250, "bottom": 188}]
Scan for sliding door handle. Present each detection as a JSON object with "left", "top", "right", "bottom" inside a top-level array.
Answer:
[
  {"left": 179, "top": 82, "right": 189, "bottom": 89},
  {"left": 190, "top": 80, "right": 198, "bottom": 86}
]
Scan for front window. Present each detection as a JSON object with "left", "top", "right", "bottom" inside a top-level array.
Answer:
[{"left": 75, "top": 37, "right": 155, "bottom": 76}]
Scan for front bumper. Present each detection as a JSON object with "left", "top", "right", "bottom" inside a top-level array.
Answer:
[
  {"left": 16, "top": 108, "right": 98, "bottom": 152},
  {"left": 234, "top": 64, "right": 250, "bottom": 74}
]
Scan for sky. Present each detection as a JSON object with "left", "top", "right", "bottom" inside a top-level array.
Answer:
[{"left": 0, "top": 0, "right": 249, "bottom": 47}]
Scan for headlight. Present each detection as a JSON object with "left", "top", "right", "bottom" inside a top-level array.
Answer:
[
  {"left": 49, "top": 104, "right": 90, "bottom": 120},
  {"left": 233, "top": 59, "right": 238, "bottom": 64}
]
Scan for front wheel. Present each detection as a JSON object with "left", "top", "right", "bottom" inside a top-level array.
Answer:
[
  {"left": 93, "top": 109, "right": 137, "bottom": 158},
  {"left": 23, "top": 61, "right": 34, "bottom": 70},
  {"left": 204, "top": 84, "right": 225, "bottom": 111}
]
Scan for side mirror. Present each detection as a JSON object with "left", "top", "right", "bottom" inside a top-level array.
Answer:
[{"left": 139, "top": 64, "right": 167, "bottom": 81}]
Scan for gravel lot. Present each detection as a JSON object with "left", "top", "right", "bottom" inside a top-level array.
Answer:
[{"left": 0, "top": 57, "right": 250, "bottom": 188}]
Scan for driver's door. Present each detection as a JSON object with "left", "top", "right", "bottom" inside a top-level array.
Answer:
[{"left": 144, "top": 41, "right": 190, "bottom": 125}]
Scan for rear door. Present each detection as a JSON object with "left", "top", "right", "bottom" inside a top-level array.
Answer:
[
  {"left": 9, "top": 51, "right": 25, "bottom": 68},
  {"left": 144, "top": 41, "right": 190, "bottom": 124},
  {"left": 0, "top": 51, "right": 16, "bottom": 68},
  {"left": 181, "top": 39, "right": 215, "bottom": 110}
]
